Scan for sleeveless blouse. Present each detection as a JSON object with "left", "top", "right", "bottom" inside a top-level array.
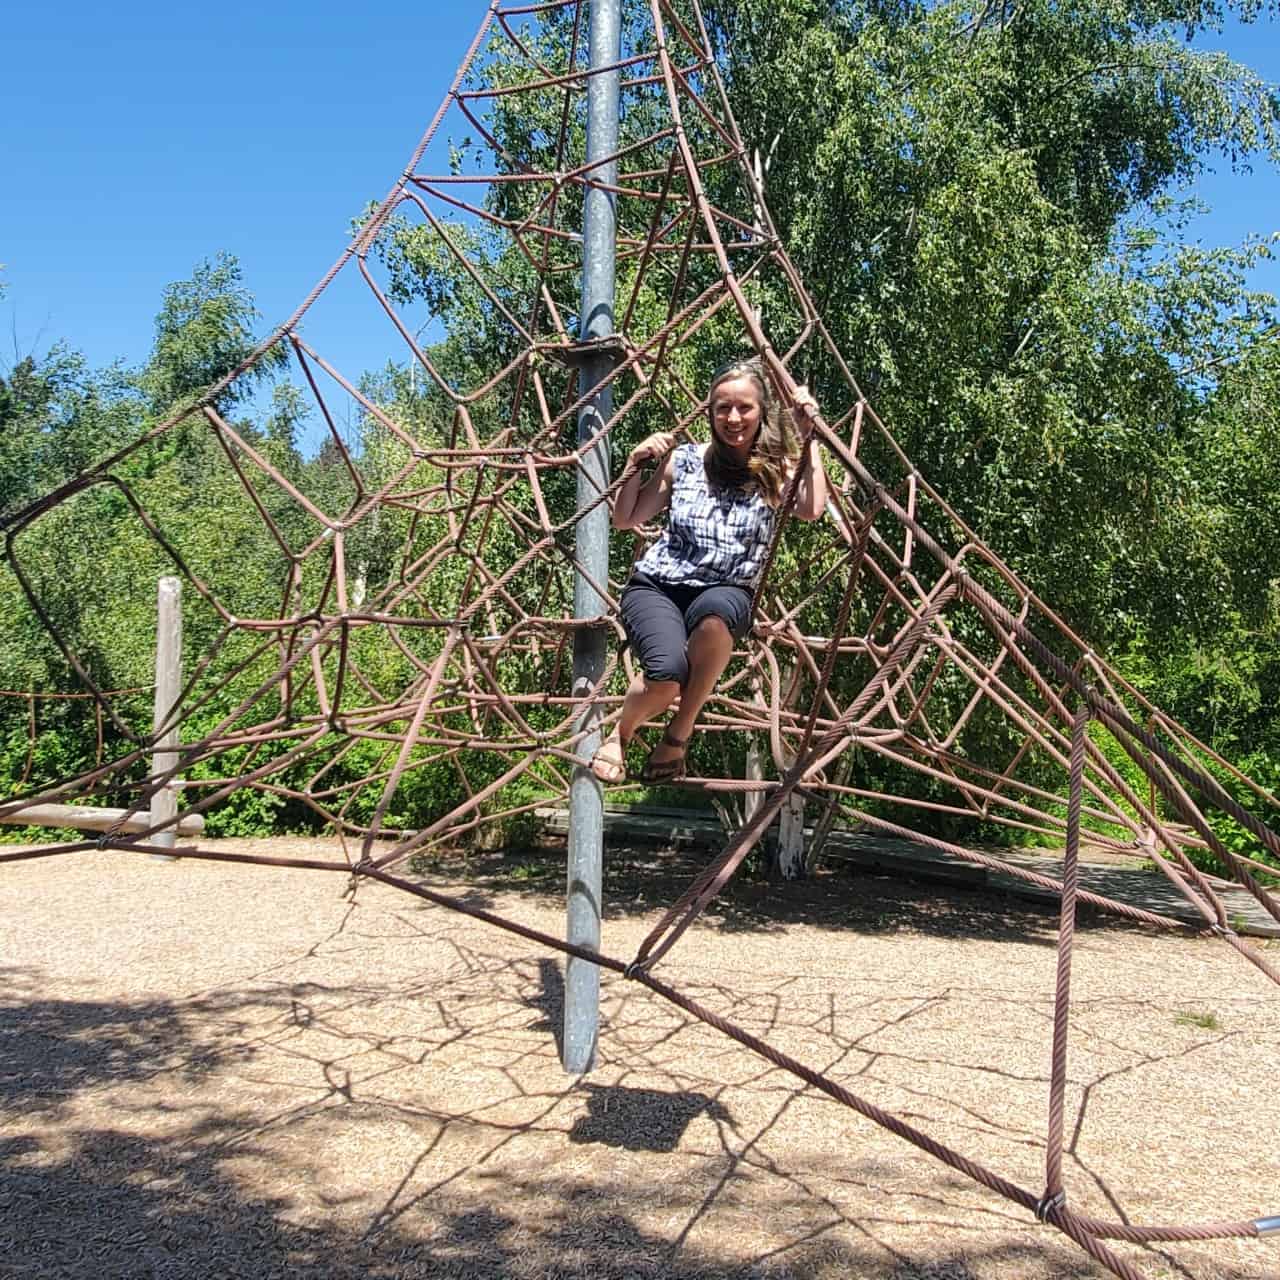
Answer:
[{"left": 634, "top": 443, "right": 777, "bottom": 589}]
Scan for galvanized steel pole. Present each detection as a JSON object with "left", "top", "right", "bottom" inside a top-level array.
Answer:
[{"left": 563, "top": 0, "right": 621, "bottom": 1075}]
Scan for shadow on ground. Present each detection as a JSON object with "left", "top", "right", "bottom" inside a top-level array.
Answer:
[
  {"left": 407, "top": 840, "right": 1154, "bottom": 950},
  {"left": 568, "top": 1081, "right": 731, "bottom": 1152},
  {"left": 0, "top": 1114, "right": 1110, "bottom": 1280},
  {"left": 1, "top": 938, "right": 1258, "bottom": 1280}
]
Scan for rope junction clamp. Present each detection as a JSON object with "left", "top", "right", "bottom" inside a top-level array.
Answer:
[
  {"left": 97, "top": 816, "right": 130, "bottom": 850},
  {"left": 623, "top": 961, "right": 647, "bottom": 981},
  {"left": 1035, "top": 1190, "right": 1066, "bottom": 1223},
  {"left": 542, "top": 334, "right": 627, "bottom": 368},
  {"left": 1256, "top": 1216, "right": 1280, "bottom": 1238}
]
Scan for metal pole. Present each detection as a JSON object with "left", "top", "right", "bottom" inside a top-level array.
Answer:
[
  {"left": 151, "top": 575, "right": 182, "bottom": 862},
  {"left": 564, "top": 0, "right": 621, "bottom": 1075}
]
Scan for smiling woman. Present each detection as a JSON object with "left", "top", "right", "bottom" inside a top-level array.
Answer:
[{"left": 591, "top": 358, "right": 827, "bottom": 785}]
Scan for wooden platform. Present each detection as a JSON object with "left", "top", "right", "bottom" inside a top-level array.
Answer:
[{"left": 538, "top": 805, "right": 1280, "bottom": 938}]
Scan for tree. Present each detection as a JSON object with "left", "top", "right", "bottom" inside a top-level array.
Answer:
[
  {"left": 140, "top": 252, "right": 281, "bottom": 414},
  {"left": 701, "top": 0, "right": 1280, "bottom": 645},
  {"left": 0, "top": 256, "right": 308, "bottom": 813}
]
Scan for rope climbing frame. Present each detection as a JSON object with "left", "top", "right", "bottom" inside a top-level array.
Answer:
[{"left": 2, "top": 3, "right": 1277, "bottom": 1275}]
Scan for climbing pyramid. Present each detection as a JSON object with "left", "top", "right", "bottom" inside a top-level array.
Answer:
[{"left": 3, "top": 3, "right": 1277, "bottom": 1274}]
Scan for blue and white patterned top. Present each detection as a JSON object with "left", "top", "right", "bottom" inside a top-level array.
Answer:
[{"left": 634, "top": 443, "right": 777, "bottom": 589}]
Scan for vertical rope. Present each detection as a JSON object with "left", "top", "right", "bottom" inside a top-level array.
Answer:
[{"left": 1044, "top": 703, "right": 1089, "bottom": 1204}]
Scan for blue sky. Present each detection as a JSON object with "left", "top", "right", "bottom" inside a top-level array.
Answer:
[
  {"left": 2, "top": 1, "right": 1278, "bottom": 385},
  {"left": 2, "top": 2, "right": 486, "bottom": 382}
]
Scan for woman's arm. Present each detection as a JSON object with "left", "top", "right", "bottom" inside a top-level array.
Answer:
[
  {"left": 613, "top": 431, "right": 677, "bottom": 530},
  {"left": 790, "top": 388, "right": 829, "bottom": 522}
]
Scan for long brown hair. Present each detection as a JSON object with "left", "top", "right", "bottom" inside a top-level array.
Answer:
[{"left": 703, "top": 357, "right": 798, "bottom": 508}]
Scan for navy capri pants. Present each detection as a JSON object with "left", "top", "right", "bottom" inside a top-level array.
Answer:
[{"left": 619, "top": 571, "right": 753, "bottom": 687}]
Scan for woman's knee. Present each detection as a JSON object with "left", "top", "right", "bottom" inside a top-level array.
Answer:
[
  {"left": 644, "top": 657, "right": 688, "bottom": 686},
  {"left": 689, "top": 615, "right": 733, "bottom": 658},
  {"left": 690, "top": 614, "right": 732, "bottom": 642},
  {"left": 685, "top": 585, "right": 751, "bottom": 642}
]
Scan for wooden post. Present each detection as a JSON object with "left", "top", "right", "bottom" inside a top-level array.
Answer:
[
  {"left": 776, "top": 747, "right": 806, "bottom": 879},
  {"left": 743, "top": 671, "right": 764, "bottom": 825},
  {"left": 772, "top": 660, "right": 807, "bottom": 880},
  {"left": 151, "top": 576, "right": 182, "bottom": 861},
  {"left": 0, "top": 804, "right": 203, "bottom": 836}
]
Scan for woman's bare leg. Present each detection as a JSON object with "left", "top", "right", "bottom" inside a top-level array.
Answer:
[
  {"left": 647, "top": 617, "right": 734, "bottom": 769},
  {"left": 591, "top": 673, "right": 680, "bottom": 781}
]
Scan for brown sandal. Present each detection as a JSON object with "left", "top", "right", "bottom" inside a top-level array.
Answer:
[
  {"left": 641, "top": 728, "right": 688, "bottom": 784},
  {"left": 590, "top": 731, "right": 629, "bottom": 784}
]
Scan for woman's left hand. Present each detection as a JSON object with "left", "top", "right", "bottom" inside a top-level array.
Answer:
[
  {"left": 791, "top": 385, "right": 820, "bottom": 430},
  {"left": 788, "top": 385, "right": 828, "bottom": 520}
]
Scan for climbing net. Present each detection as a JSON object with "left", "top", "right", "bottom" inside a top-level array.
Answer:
[{"left": 2, "top": 1, "right": 1278, "bottom": 1275}]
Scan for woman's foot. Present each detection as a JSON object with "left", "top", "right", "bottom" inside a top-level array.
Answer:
[
  {"left": 590, "top": 729, "right": 629, "bottom": 783},
  {"left": 641, "top": 727, "right": 689, "bottom": 784}
]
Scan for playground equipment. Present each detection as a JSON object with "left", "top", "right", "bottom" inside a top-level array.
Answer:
[{"left": 2, "top": 3, "right": 1277, "bottom": 1275}]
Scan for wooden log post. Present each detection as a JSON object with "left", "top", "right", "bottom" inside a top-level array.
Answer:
[
  {"left": 776, "top": 748, "right": 806, "bottom": 879},
  {"left": 773, "top": 662, "right": 807, "bottom": 880},
  {"left": 150, "top": 576, "right": 183, "bottom": 861},
  {"left": 0, "top": 804, "right": 204, "bottom": 837},
  {"left": 743, "top": 671, "right": 765, "bottom": 825}
]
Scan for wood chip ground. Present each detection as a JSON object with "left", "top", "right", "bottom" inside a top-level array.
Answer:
[{"left": 2, "top": 838, "right": 1278, "bottom": 1279}]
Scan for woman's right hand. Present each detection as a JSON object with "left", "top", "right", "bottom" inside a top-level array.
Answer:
[{"left": 626, "top": 431, "right": 677, "bottom": 472}]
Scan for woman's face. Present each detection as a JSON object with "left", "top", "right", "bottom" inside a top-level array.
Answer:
[{"left": 709, "top": 374, "right": 763, "bottom": 455}]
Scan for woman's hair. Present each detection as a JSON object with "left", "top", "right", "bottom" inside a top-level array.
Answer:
[{"left": 703, "top": 357, "right": 798, "bottom": 507}]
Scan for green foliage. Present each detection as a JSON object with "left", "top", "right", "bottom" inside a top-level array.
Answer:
[
  {"left": 1201, "top": 751, "right": 1280, "bottom": 875},
  {"left": 140, "top": 253, "right": 282, "bottom": 413},
  {"left": 1174, "top": 1008, "right": 1222, "bottom": 1030},
  {"left": 199, "top": 779, "right": 288, "bottom": 839},
  {"left": 699, "top": 0, "right": 1278, "bottom": 645},
  {"left": 2, "top": 0, "right": 1280, "bottom": 865}
]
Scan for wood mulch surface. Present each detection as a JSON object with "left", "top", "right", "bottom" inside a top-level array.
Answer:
[{"left": 2, "top": 836, "right": 1278, "bottom": 1280}]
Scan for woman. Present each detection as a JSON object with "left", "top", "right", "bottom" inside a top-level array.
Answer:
[{"left": 591, "top": 357, "right": 828, "bottom": 784}]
